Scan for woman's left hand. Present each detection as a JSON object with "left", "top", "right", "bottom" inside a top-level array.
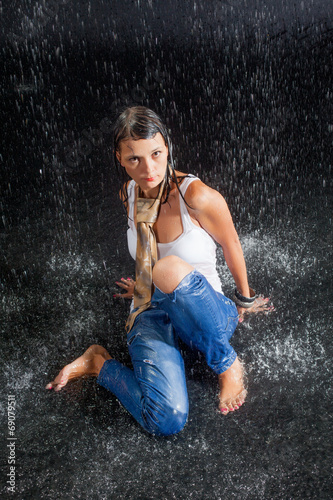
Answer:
[
  {"left": 237, "top": 296, "right": 274, "bottom": 322},
  {"left": 114, "top": 277, "right": 135, "bottom": 299}
]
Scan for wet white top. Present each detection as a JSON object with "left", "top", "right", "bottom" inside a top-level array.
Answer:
[{"left": 127, "top": 175, "right": 223, "bottom": 294}]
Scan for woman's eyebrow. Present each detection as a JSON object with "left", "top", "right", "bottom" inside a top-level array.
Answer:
[{"left": 124, "top": 146, "right": 162, "bottom": 159}]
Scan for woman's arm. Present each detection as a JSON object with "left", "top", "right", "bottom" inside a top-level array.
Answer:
[
  {"left": 184, "top": 180, "right": 273, "bottom": 317},
  {"left": 185, "top": 180, "right": 250, "bottom": 295}
]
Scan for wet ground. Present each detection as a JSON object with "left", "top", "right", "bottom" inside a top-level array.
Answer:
[{"left": 1, "top": 1, "right": 332, "bottom": 498}]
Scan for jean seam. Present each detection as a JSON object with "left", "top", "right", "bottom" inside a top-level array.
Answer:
[{"left": 182, "top": 274, "right": 236, "bottom": 372}]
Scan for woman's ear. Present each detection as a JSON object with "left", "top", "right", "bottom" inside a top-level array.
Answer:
[{"left": 116, "top": 151, "right": 122, "bottom": 165}]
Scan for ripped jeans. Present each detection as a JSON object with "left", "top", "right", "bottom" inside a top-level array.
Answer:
[{"left": 97, "top": 270, "right": 239, "bottom": 436}]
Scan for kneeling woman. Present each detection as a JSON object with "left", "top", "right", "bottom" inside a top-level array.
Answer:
[{"left": 46, "top": 106, "right": 267, "bottom": 436}]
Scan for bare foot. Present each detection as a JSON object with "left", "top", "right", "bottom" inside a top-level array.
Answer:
[
  {"left": 218, "top": 357, "right": 247, "bottom": 415},
  {"left": 45, "top": 344, "right": 111, "bottom": 392}
]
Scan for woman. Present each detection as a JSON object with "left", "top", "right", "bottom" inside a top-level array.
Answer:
[{"left": 46, "top": 106, "right": 268, "bottom": 436}]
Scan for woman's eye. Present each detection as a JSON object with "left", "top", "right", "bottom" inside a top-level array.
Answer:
[
  {"left": 130, "top": 157, "right": 138, "bottom": 163},
  {"left": 153, "top": 151, "right": 161, "bottom": 157}
]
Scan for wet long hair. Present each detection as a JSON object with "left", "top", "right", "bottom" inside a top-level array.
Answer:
[{"left": 113, "top": 106, "right": 188, "bottom": 210}]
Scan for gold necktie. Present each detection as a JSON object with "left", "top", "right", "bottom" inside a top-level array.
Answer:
[{"left": 125, "top": 180, "right": 165, "bottom": 332}]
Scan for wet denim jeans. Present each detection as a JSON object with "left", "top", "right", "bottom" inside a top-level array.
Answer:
[{"left": 97, "top": 270, "right": 239, "bottom": 436}]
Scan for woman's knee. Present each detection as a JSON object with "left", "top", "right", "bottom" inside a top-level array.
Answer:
[
  {"left": 142, "top": 381, "right": 189, "bottom": 436},
  {"left": 153, "top": 255, "right": 194, "bottom": 294},
  {"left": 159, "top": 410, "right": 188, "bottom": 436},
  {"left": 145, "top": 404, "right": 188, "bottom": 436}
]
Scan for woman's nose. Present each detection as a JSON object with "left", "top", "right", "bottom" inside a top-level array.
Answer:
[{"left": 141, "top": 157, "right": 154, "bottom": 174}]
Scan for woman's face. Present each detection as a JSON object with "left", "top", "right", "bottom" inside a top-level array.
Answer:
[{"left": 116, "top": 132, "right": 169, "bottom": 197}]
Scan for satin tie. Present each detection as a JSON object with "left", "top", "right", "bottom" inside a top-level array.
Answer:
[{"left": 125, "top": 180, "right": 165, "bottom": 332}]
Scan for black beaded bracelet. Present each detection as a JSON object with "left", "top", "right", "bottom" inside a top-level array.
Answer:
[{"left": 233, "top": 287, "right": 257, "bottom": 308}]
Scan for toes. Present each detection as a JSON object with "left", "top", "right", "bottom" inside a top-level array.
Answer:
[
  {"left": 54, "top": 382, "right": 65, "bottom": 392},
  {"left": 220, "top": 397, "right": 245, "bottom": 414},
  {"left": 231, "top": 398, "right": 245, "bottom": 411},
  {"left": 220, "top": 401, "right": 234, "bottom": 414},
  {"left": 45, "top": 380, "right": 63, "bottom": 391},
  {"left": 45, "top": 378, "right": 59, "bottom": 390},
  {"left": 220, "top": 404, "right": 236, "bottom": 414},
  {"left": 46, "top": 377, "right": 67, "bottom": 392},
  {"left": 54, "top": 372, "right": 69, "bottom": 391},
  {"left": 45, "top": 368, "right": 68, "bottom": 391},
  {"left": 235, "top": 396, "right": 244, "bottom": 408}
]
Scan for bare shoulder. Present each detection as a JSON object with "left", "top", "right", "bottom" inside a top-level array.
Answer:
[{"left": 184, "top": 179, "right": 227, "bottom": 212}]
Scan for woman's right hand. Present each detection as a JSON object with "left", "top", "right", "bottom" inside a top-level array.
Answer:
[{"left": 114, "top": 277, "right": 135, "bottom": 299}]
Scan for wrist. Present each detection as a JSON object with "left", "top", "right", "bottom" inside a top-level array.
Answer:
[{"left": 233, "top": 287, "right": 257, "bottom": 308}]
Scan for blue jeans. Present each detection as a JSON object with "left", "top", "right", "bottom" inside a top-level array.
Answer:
[{"left": 97, "top": 270, "right": 239, "bottom": 436}]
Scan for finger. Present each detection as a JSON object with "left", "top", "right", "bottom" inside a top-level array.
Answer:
[
  {"left": 115, "top": 281, "right": 129, "bottom": 290},
  {"left": 248, "top": 300, "right": 275, "bottom": 314},
  {"left": 121, "top": 277, "right": 134, "bottom": 283},
  {"left": 255, "top": 299, "right": 274, "bottom": 311},
  {"left": 116, "top": 278, "right": 130, "bottom": 285},
  {"left": 254, "top": 296, "right": 270, "bottom": 304}
]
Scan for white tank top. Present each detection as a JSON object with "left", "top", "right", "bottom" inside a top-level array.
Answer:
[{"left": 126, "top": 175, "right": 223, "bottom": 294}]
